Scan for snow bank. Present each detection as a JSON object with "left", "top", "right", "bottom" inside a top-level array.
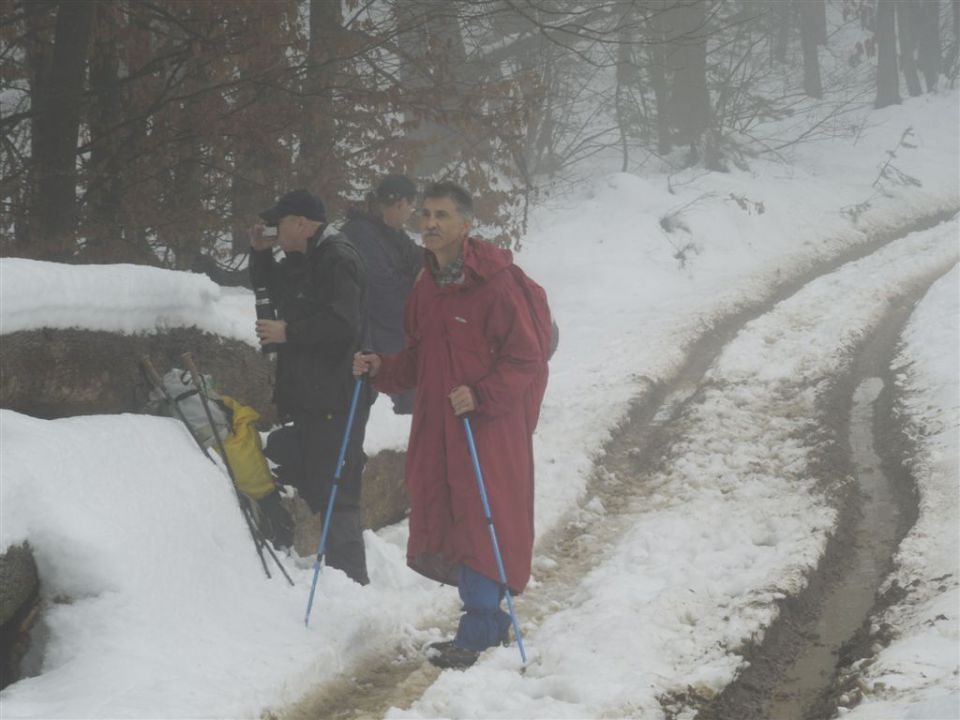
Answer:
[
  {"left": 0, "top": 409, "right": 452, "bottom": 718},
  {"left": 0, "top": 259, "right": 258, "bottom": 345}
]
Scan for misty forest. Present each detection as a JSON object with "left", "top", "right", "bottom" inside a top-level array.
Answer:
[
  {"left": 1, "top": 2, "right": 958, "bottom": 720},
  {"left": 2, "top": 1, "right": 955, "bottom": 264}
]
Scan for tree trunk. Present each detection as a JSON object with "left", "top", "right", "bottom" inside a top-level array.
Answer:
[
  {"left": 917, "top": 0, "right": 941, "bottom": 91},
  {"left": 800, "top": 0, "right": 823, "bottom": 98},
  {"left": 771, "top": 0, "right": 793, "bottom": 64},
  {"left": 173, "top": 133, "right": 204, "bottom": 272},
  {"left": 876, "top": 0, "right": 902, "bottom": 108},
  {"left": 31, "top": 0, "right": 95, "bottom": 260},
  {"left": 158, "top": 4, "right": 208, "bottom": 272},
  {"left": 84, "top": 2, "right": 124, "bottom": 260},
  {"left": 615, "top": 16, "right": 635, "bottom": 172},
  {"left": 666, "top": 0, "right": 711, "bottom": 150},
  {"left": 951, "top": 0, "right": 960, "bottom": 78},
  {"left": 297, "top": 0, "right": 343, "bottom": 200},
  {"left": 229, "top": 6, "right": 289, "bottom": 255},
  {"left": 492, "top": 7, "right": 549, "bottom": 176},
  {"left": 898, "top": 1, "right": 924, "bottom": 96},
  {"left": 647, "top": 1, "right": 672, "bottom": 155},
  {"left": 397, "top": 0, "right": 473, "bottom": 178},
  {"left": 21, "top": 0, "right": 57, "bottom": 254},
  {"left": 812, "top": 0, "right": 828, "bottom": 45}
]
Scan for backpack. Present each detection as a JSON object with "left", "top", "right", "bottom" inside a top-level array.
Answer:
[
  {"left": 146, "top": 369, "right": 274, "bottom": 500},
  {"left": 507, "top": 264, "right": 556, "bottom": 430},
  {"left": 146, "top": 368, "right": 231, "bottom": 448},
  {"left": 508, "top": 264, "right": 558, "bottom": 363}
]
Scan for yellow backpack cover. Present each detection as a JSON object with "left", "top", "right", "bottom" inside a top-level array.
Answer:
[{"left": 216, "top": 395, "right": 274, "bottom": 501}]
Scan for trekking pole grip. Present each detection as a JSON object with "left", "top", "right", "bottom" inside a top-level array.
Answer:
[
  {"left": 181, "top": 352, "right": 201, "bottom": 384},
  {"left": 140, "top": 356, "right": 164, "bottom": 388}
]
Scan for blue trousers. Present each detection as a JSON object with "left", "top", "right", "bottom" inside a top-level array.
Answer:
[{"left": 454, "top": 565, "right": 511, "bottom": 651}]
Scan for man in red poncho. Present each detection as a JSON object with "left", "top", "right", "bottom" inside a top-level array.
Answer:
[{"left": 353, "top": 182, "right": 548, "bottom": 668}]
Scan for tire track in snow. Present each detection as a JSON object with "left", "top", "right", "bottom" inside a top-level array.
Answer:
[{"left": 690, "top": 233, "right": 956, "bottom": 720}]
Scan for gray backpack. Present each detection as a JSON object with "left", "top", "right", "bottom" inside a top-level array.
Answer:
[{"left": 146, "top": 368, "right": 231, "bottom": 449}]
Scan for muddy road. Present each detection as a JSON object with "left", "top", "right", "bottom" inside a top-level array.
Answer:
[{"left": 270, "top": 212, "right": 957, "bottom": 720}]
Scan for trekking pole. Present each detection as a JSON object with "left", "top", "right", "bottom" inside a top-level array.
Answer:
[
  {"left": 462, "top": 416, "right": 527, "bottom": 664},
  {"left": 180, "top": 353, "right": 294, "bottom": 586},
  {"left": 304, "top": 374, "right": 366, "bottom": 627}
]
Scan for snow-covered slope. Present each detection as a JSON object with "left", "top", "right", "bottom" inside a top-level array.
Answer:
[{"left": 0, "top": 90, "right": 956, "bottom": 718}]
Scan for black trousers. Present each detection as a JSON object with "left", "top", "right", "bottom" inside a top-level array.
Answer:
[{"left": 265, "top": 398, "right": 372, "bottom": 585}]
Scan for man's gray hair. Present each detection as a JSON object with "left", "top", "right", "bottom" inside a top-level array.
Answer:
[{"left": 423, "top": 182, "right": 474, "bottom": 220}]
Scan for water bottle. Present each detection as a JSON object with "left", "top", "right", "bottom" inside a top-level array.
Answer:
[{"left": 254, "top": 286, "right": 279, "bottom": 356}]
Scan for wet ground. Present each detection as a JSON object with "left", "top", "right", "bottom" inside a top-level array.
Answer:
[{"left": 698, "top": 279, "right": 942, "bottom": 720}]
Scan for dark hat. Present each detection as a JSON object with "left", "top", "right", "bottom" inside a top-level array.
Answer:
[
  {"left": 259, "top": 189, "right": 326, "bottom": 226},
  {"left": 376, "top": 174, "right": 418, "bottom": 204}
]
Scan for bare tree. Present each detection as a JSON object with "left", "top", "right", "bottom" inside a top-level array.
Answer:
[
  {"left": 27, "top": 0, "right": 95, "bottom": 259},
  {"left": 83, "top": 3, "right": 123, "bottom": 258},
  {"left": 898, "top": 1, "right": 924, "bottom": 96},
  {"left": 615, "top": 5, "right": 636, "bottom": 172},
  {"left": 876, "top": 0, "right": 902, "bottom": 108},
  {"left": 800, "top": 0, "right": 823, "bottom": 98},
  {"left": 770, "top": 0, "right": 792, "bottom": 64},
  {"left": 646, "top": 0, "right": 674, "bottom": 155},
  {"left": 667, "top": 0, "right": 711, "bottom": 152},
  {"left": 950, "top": 0, "right": 960, "bottom": 81},
  {"left": 297, "top": 0, "right": 344, "bottom": 200},
  {"left": 811, "top": 0, "right": 827, "bottom": 45},
  {"left": 916, "top": 0, "right": 941, "bottom": 91}
]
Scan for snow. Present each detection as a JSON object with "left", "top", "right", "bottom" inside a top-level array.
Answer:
[
  {"left": 0, "top": 260, "right": 257, "bottom": 343},
  {"left": 839, "top": 266, "right": 960, "bottom": 720},
  {"left": 1, "top": 88, "right": 958, "bottom": 718},
  {"left": 0, "top": 410, "right": 455, "bottom": 718}
]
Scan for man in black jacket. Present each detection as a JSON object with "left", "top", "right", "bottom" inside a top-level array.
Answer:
[
  {"left": 341, "top": 175, "right": 422, "bottom": 414},
  {"left": 250, "top": 189, "right": 371, "bottom": 585}
]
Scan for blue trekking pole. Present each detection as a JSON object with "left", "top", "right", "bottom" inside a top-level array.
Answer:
[
  {"left": 462, "top": 416, "right": 527, "bottom": 663},
  {"left": 304, "top": 375, "right": 365, "bottom": 627}
]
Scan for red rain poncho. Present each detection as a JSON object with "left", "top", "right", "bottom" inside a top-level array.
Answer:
[{"left": 374, "top": 238, "right": 547, "bottom": 592}]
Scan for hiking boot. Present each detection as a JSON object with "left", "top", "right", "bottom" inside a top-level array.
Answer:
[
  {"left": 257, "top": 490, "right": 294, "bottom": 551},
  {"left": 426, "top": 640, "right": 480, "bottom": 670}
]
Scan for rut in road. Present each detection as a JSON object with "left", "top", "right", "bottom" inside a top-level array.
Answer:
[
  {"left": 691, "top": 263, "right": 955, "bottom": 720},
  {"left": 270, "top": 211, "right": 956, "bottom": 720}
]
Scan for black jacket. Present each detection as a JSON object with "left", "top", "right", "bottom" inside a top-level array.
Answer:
[
  {"left": 250, "top": 230, "right": 367, "bottom": 420},
  {"left": 340, "top": 211, "right": 422, "bottom": 355}
]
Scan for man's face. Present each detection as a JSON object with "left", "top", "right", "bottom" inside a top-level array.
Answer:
[
  {"left": 383, "top": 197, "right": 416, "bottom": 229},
  {"left": 420, "top": 197, "right": 470, "bottom": 257},
  {"left": 276, "top": 215, "right": 307, "bottom": 253}
]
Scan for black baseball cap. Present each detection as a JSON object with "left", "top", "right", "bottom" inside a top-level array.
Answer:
[
  {"left": 259, "top": 189, "right": 326, "bottom": 226},
  {"left": 376, "top": 174, "right": 418, "bottom": 204}
]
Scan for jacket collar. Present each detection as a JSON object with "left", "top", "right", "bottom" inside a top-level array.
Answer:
[{"left": 424, "top": 237, "right": 513, "bottom": 288}]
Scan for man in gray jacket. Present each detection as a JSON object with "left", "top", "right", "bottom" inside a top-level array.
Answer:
[{"left": 341, "top": 175, "right": 422, "bottom": 414}]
